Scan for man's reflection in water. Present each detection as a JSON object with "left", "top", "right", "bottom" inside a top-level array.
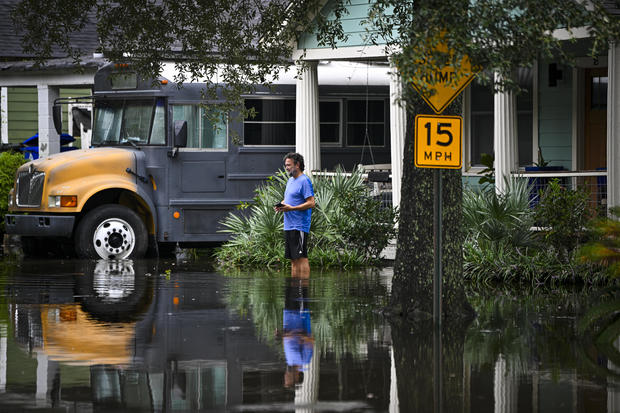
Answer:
[{"left": 281, "top": 274, "right": 314, "bottom": 388}]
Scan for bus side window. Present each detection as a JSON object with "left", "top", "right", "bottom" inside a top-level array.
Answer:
[
  {"left": 171, "top": 104, "right": 227, "bottom": 149},
  {"left": 151, "top": 98, "right": 166, "bottom": 145}
]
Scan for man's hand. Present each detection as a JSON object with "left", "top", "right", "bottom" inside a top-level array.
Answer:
[
  {"left": 274, "top": 202, "right": 291, "bottom": 212},
  {"left": 274, "top": 196, "right": 315, "bottom": 212}
]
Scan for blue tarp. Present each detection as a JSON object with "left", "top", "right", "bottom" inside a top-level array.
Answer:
[{"left": 20, "top": 133, "right": 78, "bottom": 160}]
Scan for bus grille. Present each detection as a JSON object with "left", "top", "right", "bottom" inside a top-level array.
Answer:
[{"left": 16, "top": 170, "right": 45, "bottom": 207}]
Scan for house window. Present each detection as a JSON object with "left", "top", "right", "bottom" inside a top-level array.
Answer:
[
  {"left": 591, "top": 76, "right": 608, "bottom": 109},
  {"left": 470, "top": 67, "right": 533, "bottom": 167},
  {"left": 244, "top": 99, "right": 295, "bottom": 145},
  {"left": 172, "top": 105, "right": 227, "bottom": 149},
  {"left": 319, "top": 101, "right": 341, "bottom": 144},
  {"left": 346, "top": 99, "right": 385, "bottom": 146}
]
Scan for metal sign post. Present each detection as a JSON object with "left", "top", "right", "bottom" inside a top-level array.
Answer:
[
  {"left": 433, "top": 168, "right": 443, "bottom": 413},
  {"left": 411, "top": 49, "right": 476, "bottom": 413}
]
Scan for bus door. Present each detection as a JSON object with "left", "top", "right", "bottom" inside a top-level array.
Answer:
[{"left": 167, "top": 105, "right": 231, "bottom": 242}]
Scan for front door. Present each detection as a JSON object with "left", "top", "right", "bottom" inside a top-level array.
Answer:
[
  {"left": 584, "top": 67, "right": 608, "bottom": 171},
  {"left": 584, "top": 67, "right": 608, "bottom": 213}
]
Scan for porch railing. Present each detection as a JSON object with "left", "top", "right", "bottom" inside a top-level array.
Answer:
[
  {"left": 312, "top": 165, "right": 394, "bottom": 210},
  {"left": 512, "top": 170, "right": 608, "bottom": 215}
]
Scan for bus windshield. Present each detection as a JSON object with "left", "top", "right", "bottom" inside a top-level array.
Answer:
[{"left": 92, "top": 98, "right": 165, "bottom": 146}]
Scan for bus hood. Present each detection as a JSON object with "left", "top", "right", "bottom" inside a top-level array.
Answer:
[{"left": 19, "top": 147, "right": 135, "bottom": 175}]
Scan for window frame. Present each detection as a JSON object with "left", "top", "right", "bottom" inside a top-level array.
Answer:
[
  {"left": 171, "top": 103, "right": 229, "bottom": 151},
  {"left": 243, "top": 97, "right": 296, "bottom": 147},
  {"left": 92, "top": 97, "right": 168, "bottom": 146},
  {"left": 319, "top": 99, "right": 343, "bottom": 146},
  {"left": 344, "top": 98, "right": 388, "bottom": 148}
]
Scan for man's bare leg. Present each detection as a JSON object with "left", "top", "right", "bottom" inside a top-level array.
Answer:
[{"left": 291, "top": 258, "right": 310, "bottom": 279}]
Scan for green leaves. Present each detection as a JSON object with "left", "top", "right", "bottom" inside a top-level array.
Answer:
[
  {"left": 0, "top": 152, "right": 25, "bottom": 233},
  {"left": 216, "top": 167, "right": 398, "bottom": 269},
  {"left": 463, "top": 178, "right": 606, "bottom": 284}
]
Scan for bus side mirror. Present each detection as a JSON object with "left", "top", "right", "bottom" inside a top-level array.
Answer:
[
  {"left": 174, "top": 120, "right": 187, "bottom": 148},
  {"left": 169, "top": 120, "right": 187, "bottom": 158},
  {"left": 53, "top": 105, "right": 62, "bottom": 135}
]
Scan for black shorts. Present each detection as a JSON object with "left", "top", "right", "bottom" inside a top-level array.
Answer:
[{"left": 284, "top": 230, "right": 309, "bottom": 260}]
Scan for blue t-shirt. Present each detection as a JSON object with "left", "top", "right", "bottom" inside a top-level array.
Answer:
[
  {"left": 283, "top": 309, "right": 313, "bottom": 367},
  {"left": 283, "top": 174, "right": 314, "bottom": 232}
]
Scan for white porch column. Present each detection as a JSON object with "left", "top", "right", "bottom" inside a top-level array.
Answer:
[
  {"left": 1, "top": 87, "right": 8, "bottom": 144},
  {"left": 0, "top": 323, "right": 6, "bottom": 392},
  {"left": 494, "top": 354, "right": 517, "bottom": 413},
  {"left": 494, "top": 73, "right": 518, "bottom": 194},
  {"left": 296, "top": 61, "right": 321, "bottom": 172},
  {"left": 37, "top": 84, "right": 60, "bottom": 158},
  {"left": 295, "top": 344, "right": 320, "bottom": 413},
  {"left": 389, "top": 62, "right": 406, "bottom": 208},
  {"left": 36, "top": 352, "right": 49, "bottom": 404},
  {"left": 607, "top": 44, "right": 620, "bottom": 209}
]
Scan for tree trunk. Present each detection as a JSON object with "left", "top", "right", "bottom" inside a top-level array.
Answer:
[
  {"left": 389, "top": 86, "right": 474, "bottom": 412},
  {"left": 389, "top": 86, "right": 473, "bottom": 322}
]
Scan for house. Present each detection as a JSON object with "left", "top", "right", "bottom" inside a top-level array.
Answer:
[
  {"left": 290, "top": 0, "right": 620, "bottom": 213},
  {"left": 0, "top": 0, "right": 103, "bottom": 153}
]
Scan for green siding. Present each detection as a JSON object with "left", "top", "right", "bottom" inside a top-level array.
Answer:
[
  {"left": 6, "top": 87, "right": 91, "bottom": 147},
  {"left": 537, "top": 60, "right": 573, "bottom": 169},
  {"left": 298, "top": 0, "right": 391, "bottom": 49},
  {"left": 7, "top": 87, "right": 37, "bottom": 144}
]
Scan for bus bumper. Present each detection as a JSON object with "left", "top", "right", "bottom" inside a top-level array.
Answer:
[{"left": 5, "top": 214, "right": 75, "bottom": 237}]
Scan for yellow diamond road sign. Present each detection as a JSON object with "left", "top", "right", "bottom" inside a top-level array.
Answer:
[
  {"left": 411, "top": 53, "right": 478, "bottom": 114},
  {"left": 415, "top": 115, "right": 462, "bottom": 169}
]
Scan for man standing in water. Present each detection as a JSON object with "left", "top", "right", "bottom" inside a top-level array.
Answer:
[{"left": 275, "top": 153, "right": 315, "bottom": 277}]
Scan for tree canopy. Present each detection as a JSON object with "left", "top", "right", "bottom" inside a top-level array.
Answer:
[
  {"left": 12, "top": 0, "right": 620, "bottom": 99},
  {"left": 11, "top": 0, "right": 350, "bottom": 114}
]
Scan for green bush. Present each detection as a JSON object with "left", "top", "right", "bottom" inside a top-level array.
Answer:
[
  {"left": 463, "top": 178, "right": 537, "bottom": 252},
  {"left": 578, "top": 207, "right": 620, "bottom": 278},
  {"left": 0, "top": 152, "right": 25, "bottom": 233},
  {"left": 462, "top": 178, "right": 607, "bottom": 285},
  {"left": 534, "top": 179, "right": 592, "bottom": 262},
  {"left": 216, "top": 167, "right": 398, "bottom": 269}
]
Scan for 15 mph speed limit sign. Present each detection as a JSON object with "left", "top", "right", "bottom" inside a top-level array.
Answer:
[{"left": 414, "top": 114, "right": 462, "bottom": 169}]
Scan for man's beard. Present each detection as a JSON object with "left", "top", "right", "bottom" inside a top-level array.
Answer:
[{"left": 288, "top": 169, "right": 295, "bottom": 177}]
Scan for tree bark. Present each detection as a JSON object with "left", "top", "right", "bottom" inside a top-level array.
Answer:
[
  {"left": 389, "top": 86, "right": 474, "bottom": 412},
  {"left": 389, "top": 86, "right": 473, "bottom": 322}
]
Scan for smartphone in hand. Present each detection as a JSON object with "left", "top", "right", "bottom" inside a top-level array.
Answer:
[{"left": 274, "top": 202, "right": 284, "bottom": 208}]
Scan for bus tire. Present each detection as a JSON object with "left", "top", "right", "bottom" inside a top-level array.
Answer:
[{"left": 75, "top": 204, "right": 148, "bottom": 260}]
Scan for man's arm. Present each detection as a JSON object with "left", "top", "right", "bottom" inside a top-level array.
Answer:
[{"left": 277, "top": 196, "right": 315, "bottom": 212}]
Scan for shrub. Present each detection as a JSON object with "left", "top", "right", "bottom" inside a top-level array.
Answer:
[
  {"left": 0, "top": 151, "right": 26, "bottom": 233},
  {"left": 462, "top": 178, "right": 607, "bottom": 285},
  {"left": 463, "top": 178, "right": 537, "bottom": 252},
  {"left": 216, "top": 167, "right": 398, "bottom": 269},
  {"left": 578, "top": 207, "right": 620, "bottom": 278},
  {"left": 534, "top": 179, "right": 592, "bottom": 262}
]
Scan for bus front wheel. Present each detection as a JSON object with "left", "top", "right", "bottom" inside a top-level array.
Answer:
[{"left": 75, "top": 204, "right": 148, "bottom": 260}]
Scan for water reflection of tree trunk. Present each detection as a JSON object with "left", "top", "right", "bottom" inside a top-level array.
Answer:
[
  {"left": 390, "top": 317, "right": 468, "bottom": 412},
  {"left": 295, "top": 344, "right": 320, "bottom": 413}
]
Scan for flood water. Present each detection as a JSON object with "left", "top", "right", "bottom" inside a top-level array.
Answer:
[{"left": 0, "top": 258, "right": 617, "bottom": 412}]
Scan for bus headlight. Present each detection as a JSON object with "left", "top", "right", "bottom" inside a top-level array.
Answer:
[
  {"left": 48, "top": 195, "right": 78, "bottom": 208},
  {"left": 8, "top": 189, "right": 13, "bottom": 208}
]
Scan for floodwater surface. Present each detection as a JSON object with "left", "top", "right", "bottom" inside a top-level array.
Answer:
[{"left": 0, "top": 258, "right": 616, "bottom": 412}]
